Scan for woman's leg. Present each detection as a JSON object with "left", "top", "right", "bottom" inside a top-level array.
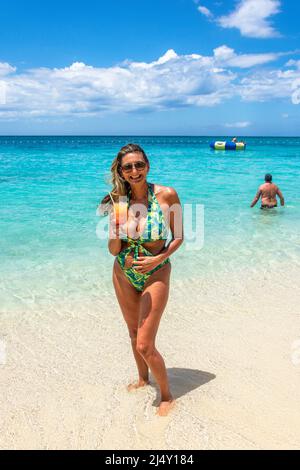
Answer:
[
  {"left": 136, "top": 262, "right": 174, "bottom": 416},
  {"left": 113, "top": 260, "right": 149, "bottom": 389}
]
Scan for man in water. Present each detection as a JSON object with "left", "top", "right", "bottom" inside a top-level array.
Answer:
[
  {"left": 231, "top": 137, "right": 245, "bottom": 144},
  {"left": 250, "top": 174, "right": 285, "bottom": 209}
]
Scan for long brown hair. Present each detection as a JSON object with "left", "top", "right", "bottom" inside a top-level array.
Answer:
[{"left": 101, "top": 143, "right": 149, "bottom": 206}]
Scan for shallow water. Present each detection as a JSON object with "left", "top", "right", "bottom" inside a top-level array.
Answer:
[{"left": 1, "top": 136, "right": 300, "bottom": 312}]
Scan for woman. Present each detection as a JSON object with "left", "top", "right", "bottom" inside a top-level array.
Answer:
[{"left": 101, "top": 143, "right": 183, "bottom": 416}]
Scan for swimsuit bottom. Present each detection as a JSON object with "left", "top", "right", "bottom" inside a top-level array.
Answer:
[
  {"left": 261, "top": 204, "right": 278, "bottom": 209},
  {"left": 117, "top": 243, "right": 170, "bottom": 292}
]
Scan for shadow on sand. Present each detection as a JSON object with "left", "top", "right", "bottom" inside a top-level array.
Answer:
[{"left": 151, "top": 367, "right": 216, "bottom": 406}]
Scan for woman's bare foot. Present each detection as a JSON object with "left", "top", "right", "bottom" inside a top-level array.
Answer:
[
  {"left": 127, "top": 379, "right": 149, "bottom": 392},
  {"left": 157, "top": 399, "right": 175, "bottom": 417}
]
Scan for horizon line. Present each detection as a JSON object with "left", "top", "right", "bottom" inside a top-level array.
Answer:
[{"left": 0, "top": 134, "right": 300, "bottom": 138}]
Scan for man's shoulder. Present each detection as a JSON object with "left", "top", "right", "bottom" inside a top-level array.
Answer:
[{"left": 260, "top": 182, "right": 278, "bottom": 191}]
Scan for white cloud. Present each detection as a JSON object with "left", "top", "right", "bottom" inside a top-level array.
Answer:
[
  {"left": 238, "top": 67, "right": 300, "bottom": 104},
  {"left": 286, "top": 59, "right": 300, "bottom": 69},
  {"left": 0, "top": 46, "right": 299, "bottom": 119},
  {"left": 218, "top": 0, "right": 281, "bottom": 38},
  {"left": 198, "top": 5, "right": 213, "bottom": 18},
  {"left": 128, "top": 49, "right": 179, "bottom": 69},
  {"left": 225, "top": 121, "right": 251, "bottom": 128},
  {"left": 0, "top": 62, "right": 16, "bottom": 76},
  {"left": 213, "top": 45, "right": 283, "bottom": 68},
  {"left": 0, "top": 50, "right": 236, "bottom": 118},
  {"left": 291, "top": 79, "right": 300, "bottom": 105},
  {"left": 0, "top": 81, "right": 7, "bottom": 105}
]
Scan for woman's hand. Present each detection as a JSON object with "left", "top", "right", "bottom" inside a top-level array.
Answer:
[
  {"left": 124, "top": 251, "right": 135, "bottom": 269},
  {"left": 132, "top": 255, "right": 164, "bottom": 274}
]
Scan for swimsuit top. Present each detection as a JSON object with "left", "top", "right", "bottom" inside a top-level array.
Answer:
[{"left": 124, "top": 183, "right": 170, "bottom": 246}]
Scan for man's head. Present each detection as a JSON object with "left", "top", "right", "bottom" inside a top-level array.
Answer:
[{"left": 265, "top": 173, "right": 272, "bottom": 183}]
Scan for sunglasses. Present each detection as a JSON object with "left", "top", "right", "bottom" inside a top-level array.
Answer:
[{"left": 121, "top": 161, "right": 147, "bottom": 173}]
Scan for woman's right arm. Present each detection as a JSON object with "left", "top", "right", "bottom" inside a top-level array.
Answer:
[{"left": 108, "top": 238, "right": 122, "bottom": 256}]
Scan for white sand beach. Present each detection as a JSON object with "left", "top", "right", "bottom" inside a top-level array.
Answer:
[{"left": 1, "top": 264, "right": 300, "bottom": 450}]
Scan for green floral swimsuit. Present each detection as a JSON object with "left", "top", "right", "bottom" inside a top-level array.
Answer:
[{"left": 116, "top": 183, "right": 170, "bottom": 292}]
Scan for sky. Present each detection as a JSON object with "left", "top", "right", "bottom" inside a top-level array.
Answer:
[{"left": 0, "top": 0, "right": 300, "bottom": 135}]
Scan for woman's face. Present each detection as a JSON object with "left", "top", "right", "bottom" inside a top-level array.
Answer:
[{"left": 120, "top": 152, "right": 149, "bottom": 185}]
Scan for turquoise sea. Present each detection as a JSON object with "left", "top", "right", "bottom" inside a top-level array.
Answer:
[{"left": 1, "top": 136, "right": 300, "bottom": 312}]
